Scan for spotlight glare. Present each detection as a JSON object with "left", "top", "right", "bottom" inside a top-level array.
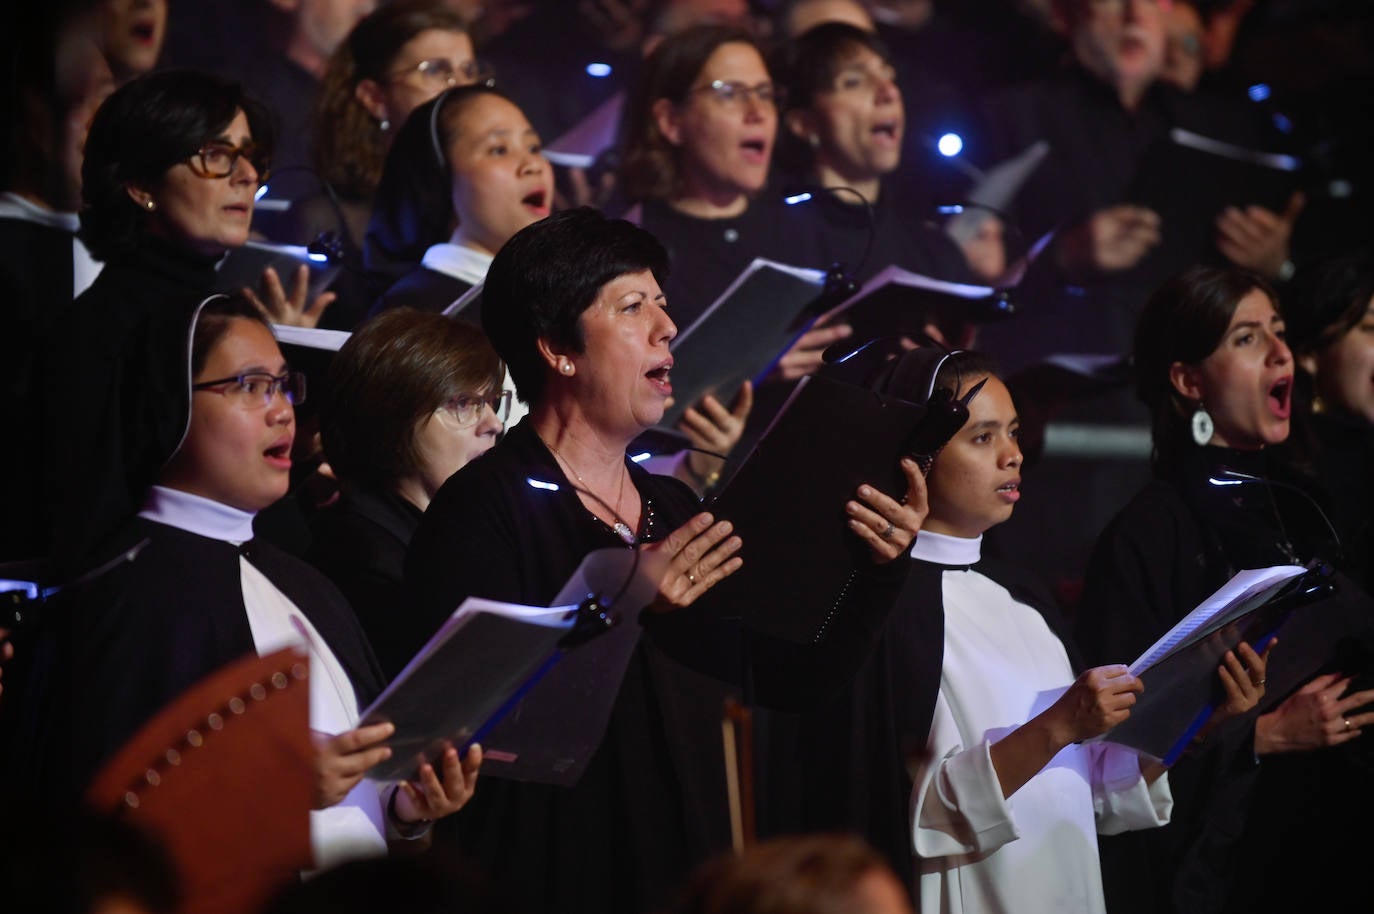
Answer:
[{"left": 937, "top": 133, "right": 963, "bottom": 157}]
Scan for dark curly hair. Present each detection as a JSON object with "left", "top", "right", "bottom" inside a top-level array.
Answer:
[{"left": 314, "top": 0, "right": 469, "bottom": 199}]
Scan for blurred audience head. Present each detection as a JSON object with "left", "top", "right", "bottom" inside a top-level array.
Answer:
[
  {"left": 1054, "top": 0, "right": 1167, "bottom": 107},
  {"left": 79, "top": 69, "right": 273, "bottom": 260},
  {"left": 778, "top": 0, "right": 875, "bottom": 38},
  {"left": 315, "top": 0, "right": 479, "bottom": 198},
  {"left": 1287, "top": 247, "right": 1374, "bottom": 425},
  {"left": 366, "top": 83, "right": 551, "bottom": 270},
  {"left": 97, "top": 0, "right": 168, "bottom": 84},
  {"left": 267, "top": 0, "right": 379, "bottom": 78},
  {"left": 322, "top": 308, "right": 505, "bottom": 510},
  {"left": 1160, "top": 0, "right": 1204, "bottom": 91},
  {"left": 619, "top": 24, "right": 778, "bottom": 209},
  {"left": 777, "top": 22, "right": 901, "bottom": 193},
  {"left": 5, "top": 9, "right": 116, "bottom": 211},
  {"left": 1135, "top": 264, "right": 1289, "bottom": 474},
  {"left": 482, "top": 206, "right": 669, "bottom": 406},
  {"left": 661, "top": 833, "right": 915, "bottom": 914}
]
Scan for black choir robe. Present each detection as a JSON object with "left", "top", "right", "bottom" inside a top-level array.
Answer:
[
  {"left": 369, "top": 265, "right": 475, "bottom": 321},
  {"left": 32, "top": 237, "right": 219, "bottom": 572},
  {"left": 401, "top": 420, "right": 910, "bottom": 914},
  {"left": 22, "top": 517, "right": 384, "bottom": 805},
  {"left": 1074, "top": 445, "right": 1374, "bottom": 914},
  {"left": 308, "top": 488, "right": 424, "bottom": 679}
]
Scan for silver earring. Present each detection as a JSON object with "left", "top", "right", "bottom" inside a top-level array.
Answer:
[
  {"left": 379, "top": 118, "right": 391, "bottom": 132},
  {"left": 561, "top": 362, "right": 573, "bottom": 375},
  {"left": 1191, "top": 406, "right": 1214, "bottom": 446}
]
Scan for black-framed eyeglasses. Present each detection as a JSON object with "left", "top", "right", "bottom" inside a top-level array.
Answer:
[
  {"left": 191, "top": 371, "right": 306, "bottom": 409},
  {"left": 391, "top": 57, "right": 495, "bottom": 89},
  {"left": 691, "top": 80, "right": 785, "bottom": 109},
  {"left": 435, "top": 389, "right": 512, "bottom": 428},
  {"left": 184, "top": 140, "right": 271, "bottom": 182}
]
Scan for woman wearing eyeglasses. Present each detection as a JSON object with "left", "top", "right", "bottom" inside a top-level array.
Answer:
[
  {"left": 619, "top": 24, "right": 851, "bottom": 384},
  {"left": 773, "top": 23, "right": 1005, "bottom": 303},
  {"left": 30, "top": 292, "right": 479, "bottom": 869},
  {"left": 309, "top": 308, "right": 507, "bottom": 675},
  {"left": 30, "top": 68, "right": 313, "bottom": 572},
  {"left": 310, "top": 2, "right": 488, "bottom": 273}
]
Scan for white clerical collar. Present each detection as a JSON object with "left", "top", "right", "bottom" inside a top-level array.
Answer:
[
  {"left": 0, "top": 192, "right": 80, "bottom": 232},
  {"left": 910, "top": 530, "right": 982, "bottom": 566},
  {"left": 420, "top": 242, "right": 492, "bottom": 286},
  {"left": 139, "top": 486, "right": 257, "bottom": 544}
]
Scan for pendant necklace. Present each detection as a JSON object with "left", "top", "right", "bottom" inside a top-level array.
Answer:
[{"left": 543, "top": 436, "right": 636, "bottom": 544}]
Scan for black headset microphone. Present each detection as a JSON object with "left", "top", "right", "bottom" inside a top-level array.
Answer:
[{"left": 821, "top": 338, "right": 986, "bottom": 475}]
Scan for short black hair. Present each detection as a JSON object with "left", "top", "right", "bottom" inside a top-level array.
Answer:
[
  {"left": 79, "top": 69, "right": 273, "bottom": 261},
  {"left": 481, "top": 207, "right": 669, "bottom": 406}
]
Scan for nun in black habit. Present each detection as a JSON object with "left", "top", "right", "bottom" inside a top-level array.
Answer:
[
  {"left": 759, "top": 349, "right": 1265, "bottom": 911},
  {"left": 19, "top": 293, "right": 479, "bottom": 871}
]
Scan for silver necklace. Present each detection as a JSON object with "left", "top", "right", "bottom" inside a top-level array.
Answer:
[{"left": 543, "top": 436, "right": 636, "bottom": 544}]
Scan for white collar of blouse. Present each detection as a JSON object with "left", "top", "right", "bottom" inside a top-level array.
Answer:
[
  {"left": 909, "top": 529, "right": 982, "bottom": 567},
  {"left": 138, "top": 485, "right": 256, "bottom": 544}
]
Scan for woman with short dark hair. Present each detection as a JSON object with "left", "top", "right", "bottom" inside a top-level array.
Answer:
[
  {"left": 401, "top": 206, "right": 927, "bottom": 914},
  {"left": 310, "top": 308, "right": 506, "bottom": 673},
  {"left": 773, "top": 22, "right": 1001, "bottom": 299},
  {"left": 34, "top": 69, "right": 283, "bottom": 569},
  {"left": 78, "top": 68, "right": 272, "bottom": 261},
  {"left": 31, "top": 292, "right": 480, "bottom": 867}
]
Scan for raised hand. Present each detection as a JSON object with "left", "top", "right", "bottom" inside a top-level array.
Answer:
[
  {"left": 242, "top": 264, "right": 336, "bottom": 328},
  {"left": 847, "top": 457, "right": 929, "bottom": 563}
]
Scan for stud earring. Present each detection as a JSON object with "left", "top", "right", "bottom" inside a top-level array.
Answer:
[
  {"left": 379, "top": 117, "right": 391, "bottom": 132},
  {"left": 561, "top": 362, "right": 573, "bottom": 375},
  {"left": 1191, "top": 404, "right": 1214, "bottom": 446},
  {"left": 145, "top": 200, "right": 156, "bottom": 211}
]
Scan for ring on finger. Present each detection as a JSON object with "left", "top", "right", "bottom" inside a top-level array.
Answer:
[
  {"left": 1345, "top": 718, "right": 1352, "bottom": 731},
  {"left": 880, "top": 521, "right": 896, "bottom": 541},
  {"left": 687, "top": 571, "right": 697, "bottom": 585}
]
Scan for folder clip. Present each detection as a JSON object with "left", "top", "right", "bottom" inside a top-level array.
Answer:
[{"left": 559, "top": 594, "right": 618, "bottom": 649}]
